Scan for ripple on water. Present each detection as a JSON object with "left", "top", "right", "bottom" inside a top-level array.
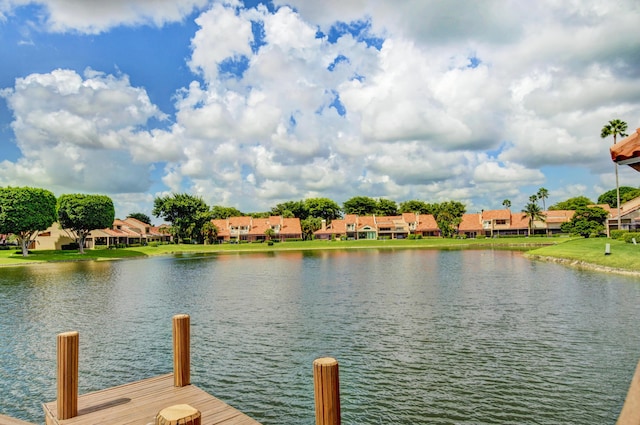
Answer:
[{"left": 1, "top": 251, "right": 640, "bottom": 424}]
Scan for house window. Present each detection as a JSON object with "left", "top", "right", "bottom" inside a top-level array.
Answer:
[{"left": 496, "top": 219, "right": 507, "bottom": 225}]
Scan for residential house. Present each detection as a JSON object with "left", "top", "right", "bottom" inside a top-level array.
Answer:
[
  {"left": 31, "top": 223, "right": 78, "bottom": 250},
  {"left": 211, "top": 216, "right": 302, "bottom": 242},
  {"left": 32, "top": 217, "right": 171, "bottom": 250},
  {"left": 607, "top": 196, "right": 640, "bottom": 233},
  {"left": 314, "top": 213, "right": 440, "bottom": 240},
  {"left": 458, "top": 209, "right": 576, "bottom": 238}
]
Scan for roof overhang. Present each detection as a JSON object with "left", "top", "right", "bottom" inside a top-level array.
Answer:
[{"left": 611, "top": 128, "right": 640, "bottom": 172}]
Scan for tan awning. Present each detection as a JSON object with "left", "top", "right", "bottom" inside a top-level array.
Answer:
[{"left": 611, "top": 128, "right": 640, "bottom": 172}]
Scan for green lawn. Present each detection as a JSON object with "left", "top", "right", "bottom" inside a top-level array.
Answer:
[
  {"left": 526, "top": 237, "right": 640, "bottom": 272},
  {"left": 2, "top": 236, "right": 637, "bottom": 274}
]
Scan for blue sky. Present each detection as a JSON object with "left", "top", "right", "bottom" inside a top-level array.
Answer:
[{"left": 1, "top": 0, "right": 639, "bottom": 219}]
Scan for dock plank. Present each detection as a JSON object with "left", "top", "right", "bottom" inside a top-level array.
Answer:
[{"left": 43, "top": 374, "right": 261, "bottom": 425}]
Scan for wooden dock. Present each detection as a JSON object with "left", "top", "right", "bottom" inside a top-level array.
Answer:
[
  {"left": 4, "top": 314, "right": 342, "bottom": 425},
  {"left": 43, "top": 373, "right": 260, "bottom": 425}
]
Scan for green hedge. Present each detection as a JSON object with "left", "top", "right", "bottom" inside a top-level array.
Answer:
[
  {"left": 623, "top": 232, "right": 640, "bottom": 244},
  {"left": 611, "top": 230, "right": 627, "bottom": 240}
]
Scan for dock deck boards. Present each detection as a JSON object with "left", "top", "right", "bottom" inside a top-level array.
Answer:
[{"left": 43, "top": 374, "right": 262, "bottom": 425}]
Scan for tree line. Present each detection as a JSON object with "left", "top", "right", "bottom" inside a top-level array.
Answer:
[{"left": 3, "top": 184, "right": 638, "bottom": 256}]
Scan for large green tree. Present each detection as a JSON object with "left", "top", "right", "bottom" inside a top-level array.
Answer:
[
  {"left": 57, "top": 194, "right": 115, "bottom": 254},
  {"left": 301, "top": 217, "right": 322, "bottom": 240},
  {"left": 304, "top": 198, "right": 342, "bottom": 221},
  {"left": 560, "top": 206, "right": 608, "bottom": 238},
  {"left": 598, "top": 187, "right": 640, "bottom": 208},
  {"left": 0, "top": 186, "right": 57, "bottom": 256},
  {"left": 201, "top": 221, "right": 219, "bottom": 244},
  {"left": 152, "top": 193, "right": 210, "bottom": 243},
  {"left": 433, "top": 201, "right": 466, "bottom": 238},
  {"left": 549, "top": 196, "right": 593, "bottom": 211},
  {"left": 601, "top": 119, "right": 628, "bottom": 230},
  {"left": 343, "top": 196, "right": 377, "bottom": 215},
  {"left": 522, "top": 201, "right": 545, "bottom": 236},
  {"left": 376, "top": 198, "right": 398, "bottom": 216}
]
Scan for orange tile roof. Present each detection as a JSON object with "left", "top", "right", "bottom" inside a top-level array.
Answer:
[
  {"left": 510, "top": 213, "right": 530, "bottom": 229},
  {"left": 611, "top": 128, "right": 640, "bottom": 171},
  {"left": 481, "top": 209, "right": 511, "bottom": 220},
  {"left": 458, "top": 213, "right": 482, "bottom": 231},
  {"left": 415, "top": 214, "right": 438, "bottom": 231},
  {"left": 544, "top": 210, "right": 574, "bottom": 223}
]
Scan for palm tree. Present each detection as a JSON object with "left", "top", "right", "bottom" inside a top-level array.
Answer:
[
  {"left": 522, "top": 202, "right": 545, "bottom": 237},
  {"left": 537, "top": 187, "right": 549, "bottom": 211},
  {"left": 502, "top": 199, "right": 511, "bottom": 209},
  {"left": 529, "top": 195, "right": 538, "bottom": 205},
  {"left": 601, "top": 119, "right": 628, "bottom": 230}
]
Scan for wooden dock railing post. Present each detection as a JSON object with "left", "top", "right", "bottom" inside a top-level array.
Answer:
[
  {"left": 57, "top": 331, "right": 79, "bottom": 420},
  {"left": 313, "top": 357, "right": 341, "bottom": 425},
  {"left": 173, "top": 314, "right": 190, "bottom": 387}
]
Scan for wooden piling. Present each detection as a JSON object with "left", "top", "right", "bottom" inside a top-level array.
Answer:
[
  {"left": 173, "top": 314, "right": 190, "bottom": 387},
  {"left": 56, "top": 331, "right": 78, "bottom": 420},
  {"left": 313, "top": 357, "right": 340, "bottom": 425}
]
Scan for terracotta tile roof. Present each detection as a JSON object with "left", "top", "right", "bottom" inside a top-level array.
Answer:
[
  {"left": 458, "top": 213, "right": 482, "bottom": 231},
  {"left": 415, "top": 214, "right": 438, "bottom": 231},
  {"left": 281, "top": 217, "right": 302, "bottom": 235},
  {"left": 316, "top": 219, "right": 346, "bottom": 235},
  {"left": 611, "top": 128, "right": 640, "bottom": 171},
  {"left": 481, "top": 209, "right": 511, "bottom": 220},
  {"left": 510, "top": 213, "right": 530, "bottom": 229},
  {"left": 544, "top": 210, "right": 574, "bottom": 223},
  {"left": 357, "top": 216, "right": 376, "bottom": 230}
]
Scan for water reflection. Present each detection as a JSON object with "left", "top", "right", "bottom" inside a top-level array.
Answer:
[{"left": 1, "top": 250, "right": 640, "bottom": 424}]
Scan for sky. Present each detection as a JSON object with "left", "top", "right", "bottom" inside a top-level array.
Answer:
[{"left": 1, "top": 0, "right": 640, "bottom": 220}]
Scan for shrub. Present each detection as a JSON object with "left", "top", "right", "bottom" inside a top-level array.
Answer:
[
  {"left": 610, "top": 230, "right": 627, "bottom": 240},
  {"left": 476, "top": 235, "right": 485, "bottom": 239},
  {"left": 148, "top": 242, "right": 159, "bottom": 247},
  {"left": 623, "top": 232, "right": 640, "bottom": 244},
  {"left": 267, "top": 240, "right": 274, "bottom": 246}
]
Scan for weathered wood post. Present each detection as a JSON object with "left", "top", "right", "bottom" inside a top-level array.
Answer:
[
  {"left": 313, "top": 357, "right": 341, "bottom": 425},
  {"left": 173, "top": 314, "right": 190, "bottom": 387},
  {"left": 57, "top": 331, "right": 79, "bottom": 420}
]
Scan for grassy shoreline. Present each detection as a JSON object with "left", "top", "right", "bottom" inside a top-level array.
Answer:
[{"left": 1, "top": 237, "right": 638, "bottom": 276}]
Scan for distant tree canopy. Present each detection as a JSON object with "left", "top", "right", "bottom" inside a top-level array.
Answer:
[
  {"left": 0, "top": 186, "right": 57, "bottom": 256},
  {"left": 597, "top": 187, "right": 640, "bottom": 208},
  {"left": 399, "top": 200, "right": 433, "bottom": 214},
  {"left": 58, "top": 194, "right": 115, "bottom": 254},
  {"left": 127, "top": 212, "right": 151, "bottom": 225},
  {"left": 305, "top": 197, "right": 342, "bottom": 221},
  {"left": 153, "top": 193, "right": 211, "bottom": 243},
  {"left": 271, "top": 200, "right": 308, "bottom": 219},
  {"left": 211, "top": 205, "right": 244, "bottom": 219},
  {"left": 343, "top": 196, "right": 377, "bottom": 215},
  {"left": 343, "top": 196, "right": 399, "bottom": 216},
  {"left": 376, "top": 198, "right": 398, "bottom": 216},
  {"left": 548, "top": 196, "right": 593, "bottom": 211},
  {"left": 561, "top": 206, "right": 609, "bottom": 238}
]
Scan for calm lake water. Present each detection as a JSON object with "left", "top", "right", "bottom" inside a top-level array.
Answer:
[{"left": 2, "top": 249, "right": 640, "bottom": 424}]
